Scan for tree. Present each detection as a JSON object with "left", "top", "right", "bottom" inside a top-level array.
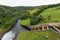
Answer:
[
  {"left": 30, "top": 15, "right": 44, "bottom": 25},
  {"left": 0, "top": 19, "right": 3, "bottom": 24},
  {"left": 47, "top": 15, "right": 51, "bottom": 21}
]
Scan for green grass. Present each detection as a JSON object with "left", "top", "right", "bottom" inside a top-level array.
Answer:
[
  {"left": 40, "top": 7, "right": 60, "bottom": 23},
  {"left": 29, "top": 10, "right": 37, "bottom": 15},
  {"left": 29, "top": 8, "right": 39, "bottom": 16},
  {"left": 17, "top": 30, "right": 60, "bottom": 40},
  {"left": 21, "top": 18, "right": 30, "bottom": 26},
  {"left": 21, "top": 6, "right": 60, "bottom": 26}
]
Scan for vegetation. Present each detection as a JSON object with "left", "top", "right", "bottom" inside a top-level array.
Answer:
[
  {"left": 17, "top": 30, "right": 60, "bottom": 40},
  {"left": 0, "top": 3, "right": 60, "bottom": 40},
  {"left": 39, "top": 6, "right": 60, "bottom": 23},
  {"left": 0, "top": 6, "right": 16, "bottom": 32},
  {"left": 0, "top": 3, "right": 60, "bottom": 32},
  {"left": 20, "top": 3, "right": 60, "bottom": 26},
  {"left": 21, "top": 18, "right": 30, "bottom": 26}
]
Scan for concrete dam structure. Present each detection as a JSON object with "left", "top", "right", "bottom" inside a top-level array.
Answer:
[{"left": 29, "top": 23, "right": 60, "bottom": 33}]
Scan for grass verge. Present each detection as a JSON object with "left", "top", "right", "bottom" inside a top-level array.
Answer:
[{"left": 17, "top": 30, "right": 60, "bottom": 40}]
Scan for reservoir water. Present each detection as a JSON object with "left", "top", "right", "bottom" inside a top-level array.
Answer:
[{"left": 1, "top": 19, "right": 27, "bottom": 40}]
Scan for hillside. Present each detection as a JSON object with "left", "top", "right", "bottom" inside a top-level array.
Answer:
[
  {"left": 0, "top": 3, "right": 60, "bottom": 40},
  {"left": 0, "top": 3, "right": 60, "bottom": 32},
  {"left": 40, "top": 6, "right": 60, "bottom": 23},
  {"left": 21, "top": 3, "right": 60, "bottom": 26}
]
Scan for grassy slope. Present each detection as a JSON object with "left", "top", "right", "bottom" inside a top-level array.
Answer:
[
  {"left": 17, "top": 30, "right": 60, "bottom": 40},
  {"left": 21, "top": 9, "right": 39, "bottom": 26},
  {"left": 40, "top": 6, "right": 60, "bottom": 23},
  {"left": 21, "top": 18, "right": 30, "bottom": 26},
  {"left": 21, "top": 6, "right": 60, "bottom": 26}
]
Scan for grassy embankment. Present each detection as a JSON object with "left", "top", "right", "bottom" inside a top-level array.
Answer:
[
  {"left": 39, "top": 6, "right": 60, "bottom": 23},
  {"left": 17, "top": 30, "right": 60, "bottom": 40},
  {"left": 21, "top": 18, "right": 30, "bottom": 26}
]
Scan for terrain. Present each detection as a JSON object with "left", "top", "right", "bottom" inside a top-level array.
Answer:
[
  {"left": 17, "top": 30, "right": 60, "bottom": 40},
  {"left": 0, "top": 3, "right": 60, "bottom": 40}
]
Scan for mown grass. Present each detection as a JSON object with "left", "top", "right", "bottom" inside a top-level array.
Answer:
[
  {"left": 17, "top": 30, "right": 60, "bottom": 40},
  {"left": 40, "top": 6, "right": 60, "bottom": 23},
  {"left": 21, "top": 18, "right": 30, "bottom": 26}
]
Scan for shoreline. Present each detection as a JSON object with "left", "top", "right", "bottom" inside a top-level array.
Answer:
[{"left": 0, "top": 20, "right": 17, "bottom": 39}]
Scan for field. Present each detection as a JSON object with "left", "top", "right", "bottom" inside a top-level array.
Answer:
[
  {"left": 40, "top": 6, "right": 60, "bottom": 23},
  {"left": 21, "top": 18, "right": 30, "bottom": 26},
  {"left": 17, "top": 30, "right": 60, "bottom": 40}
]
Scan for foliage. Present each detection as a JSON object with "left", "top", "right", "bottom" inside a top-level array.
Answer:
[{"left": 0, "top": 3, "right": 60, "bottom": 31}]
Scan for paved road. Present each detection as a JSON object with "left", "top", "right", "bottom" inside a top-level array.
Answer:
[{"left": 1, "top": 19, "right": 28, "bottom": 40}]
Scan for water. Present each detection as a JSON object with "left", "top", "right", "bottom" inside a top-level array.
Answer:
[{"left": 1, "top": 19, "right": 27, "bottom": 40}]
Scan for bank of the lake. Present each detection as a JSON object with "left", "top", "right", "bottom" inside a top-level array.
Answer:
[
  {"left": 1, "top": 20, "right": 28, "bottom": 40},
  {"left": 0, "top": 20, "right": 17, "bottom": 39}
]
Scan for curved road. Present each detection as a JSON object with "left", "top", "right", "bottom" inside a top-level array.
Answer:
[{"left": 1, "top": 19, "right": 28, "bottom": 40}]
